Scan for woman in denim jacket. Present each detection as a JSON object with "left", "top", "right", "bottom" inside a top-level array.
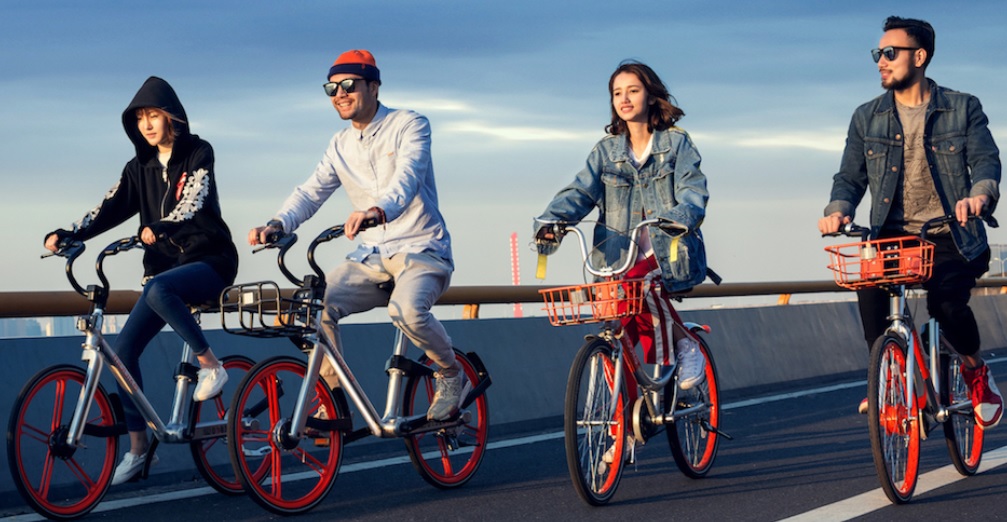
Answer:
[{"left": 535, "top": 60, "right": 710, "bottom": 390}]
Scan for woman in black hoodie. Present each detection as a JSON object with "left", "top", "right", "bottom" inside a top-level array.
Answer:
[{"left": 44, "top": 76, "right": 239, "bottom": 485}]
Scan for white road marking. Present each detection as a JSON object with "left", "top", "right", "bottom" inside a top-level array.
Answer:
[{"left": 4, "top": 366, "right": 1005, "bottom": 521}]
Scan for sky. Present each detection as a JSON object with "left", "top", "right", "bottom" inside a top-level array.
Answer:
[{"left": 3, "top": 1, "right": 1007, "bottom": 318}]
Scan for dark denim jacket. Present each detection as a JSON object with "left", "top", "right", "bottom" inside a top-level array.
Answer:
[
  {"left": 536, "top": 128, "right": 709, "bottom": 292},
  {"left": 825, "top": 79, "right": 1001, "bottom": 261}
]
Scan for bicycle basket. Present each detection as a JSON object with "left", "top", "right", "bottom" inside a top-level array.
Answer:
[
  {"left": 825, "top": 236, "right": 934, "bottom": 290},
  {"left": 539, "top": 279, "right": 646, "bottom": 326},
  {"left": 219, "top": 281, "right": 321, "bottom": 337}
]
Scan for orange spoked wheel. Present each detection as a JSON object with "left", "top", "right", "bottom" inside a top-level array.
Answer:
[{"left": 867, "top": 335, "right": 920, "bottom": 504}]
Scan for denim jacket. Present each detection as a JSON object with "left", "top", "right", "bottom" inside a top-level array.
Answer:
[
  {"left": 825, "top": 79, "right": 1001, "bottom": 261},
  {"left": 536, "top": 128, "right": 709, "bottom": 292}
]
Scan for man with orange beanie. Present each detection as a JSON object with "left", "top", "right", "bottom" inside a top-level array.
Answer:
[{"left": 250, "top": 49, "right": 464, "bottom": 421}]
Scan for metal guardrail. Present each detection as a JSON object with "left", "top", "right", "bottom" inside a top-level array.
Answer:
[{"left": 2, "top": 278, "right": 1005, "bottom": 319}]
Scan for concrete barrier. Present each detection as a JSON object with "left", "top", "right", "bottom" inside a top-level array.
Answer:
[{"left": 2, "top": 295, "right": 1005, "bottom": 501}]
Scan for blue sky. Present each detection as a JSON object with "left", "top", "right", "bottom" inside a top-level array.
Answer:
[{"left": 3, "top": 1, "right": 1006, "bottom": 315}]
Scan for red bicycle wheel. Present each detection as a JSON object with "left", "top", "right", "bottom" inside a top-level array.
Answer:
[
  {"left": 564, "top": 338, "right": 627, "bottom": 505},
  {"left": 867, "top": 335, "right": 920, "bottom": 504},
  {"left": 226, "top": 356, "right": 346, "bottom": 515},
  {"left": 189, "top": 354, "right": 255, "bottom": 495},
  {"left": 402, "top": 349, "right": 489, "bottom": 488},
  {"left": 7, "top": 365, "right": 119, "bottom": 520},
  {"left": 667, "top": 335, "right": 720, "bottom": 478}
]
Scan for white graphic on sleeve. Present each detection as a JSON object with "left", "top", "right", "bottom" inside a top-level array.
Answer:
[
  {"left": 163, "top": 168, "right": 209, "bottom": 222},
  {"left": 73, "top": 180, "right": 122, "bottom": 232}
]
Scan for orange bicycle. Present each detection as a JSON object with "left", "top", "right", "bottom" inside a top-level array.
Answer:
[
  {"left": 824, "top": 214, "right": 995, "bottom": 503},
  {"left": 537, "top": 218, "right": 728, "bottom": 505}
]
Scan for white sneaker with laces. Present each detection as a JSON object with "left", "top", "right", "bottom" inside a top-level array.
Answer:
[
  {"left": 111, "top": 451, "right": 159, "bottom": 485},
  {"left": 676, "top": 338, "right": 706, "bottom": 390},
  {"left": 194, "top": 365, "right": 228, "bottom": 402}
]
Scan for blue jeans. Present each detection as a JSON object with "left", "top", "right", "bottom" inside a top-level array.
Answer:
[{"left": 114, "top": 262, "right": 226, "bottom": 432}]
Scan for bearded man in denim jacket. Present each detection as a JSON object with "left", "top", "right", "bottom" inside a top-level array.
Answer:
[{"left": 818, "top": 16, "right": 1002, "bottom": 428}]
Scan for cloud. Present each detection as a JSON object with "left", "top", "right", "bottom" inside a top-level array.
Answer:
[
  {"left": 693, "top": 130, "right": 847, "bottom": 152},
  {"left": 440, "top": 120, "right": 599, "bottom": 142}
]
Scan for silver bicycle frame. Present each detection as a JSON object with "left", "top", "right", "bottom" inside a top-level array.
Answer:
[
  {"left": 884, "top": 289, "right": 971, "bottom": 425},
  {"left": 285, "top": 322, "right": 436, "bottom": 441},
  {"left": 67, "top": 306, "right": 213, "bottom": 447}
]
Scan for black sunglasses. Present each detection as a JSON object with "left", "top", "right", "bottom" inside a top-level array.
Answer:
[
  {"left": 871, "top": 46, "right": 919, "bottom": 63},
  {"left": 323, "top": 78, "right": 366, "bottom": 96}
]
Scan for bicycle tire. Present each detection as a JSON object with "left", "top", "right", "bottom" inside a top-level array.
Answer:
[
  {"left": 7, "top": 364, "right": 119, "bottom": 520},
  {"left": 402, "top": 349, "right": 489, "bottom": 488},
  {"left": 226, "top": 355, "right": 347, "bottom": 515},
  {"left": 667, "top": 335, "right": 720, "bottom": 478},
  {"left": 941, "top": 350, "right": 983, "bottom": 475},
  {"left": 564, "top": 337, "right": 627, "bottom": 506},
  {"left": 867, "top": 334, "right": 920, "bottom": 504},
  {"left": 189, "top": 354, "right": 255, "bottom": 495}
]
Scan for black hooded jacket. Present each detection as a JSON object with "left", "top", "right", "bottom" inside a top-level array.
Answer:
[{"left": 51, "top": 76, "right": 238, "bottom": 284}]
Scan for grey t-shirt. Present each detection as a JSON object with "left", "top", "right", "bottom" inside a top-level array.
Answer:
[{"left": 888, "top": 100, "right": 946, "bottom": 234}]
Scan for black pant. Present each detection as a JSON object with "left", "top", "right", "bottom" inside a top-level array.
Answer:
[{"left": 857, "top": 234, "right": 990, "bottom": 356}]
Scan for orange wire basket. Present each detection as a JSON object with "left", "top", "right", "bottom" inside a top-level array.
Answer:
[
  {"left": 539, "top": 279, "right": 646, "bottom": 326},
  {"left": 825, "top": 236, "right": 935, "bottom": 290}
]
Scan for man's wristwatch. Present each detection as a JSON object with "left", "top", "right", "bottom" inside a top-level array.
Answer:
[{"left": 266, "top": 219, "right": 284, "bottom": 232}]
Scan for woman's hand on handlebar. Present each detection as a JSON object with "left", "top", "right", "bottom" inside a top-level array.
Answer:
[
  {"left": 140, "top": 227, "right": 158, "bottom": 245},
  {"left": 818, "top": 212, "right": 851, "bottom": 235},
  {"left": 955, "top": 195, "right": 989, "bottom": 226}
]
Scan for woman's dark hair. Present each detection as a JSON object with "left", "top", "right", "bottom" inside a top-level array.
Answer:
[{"left": 605, "top": 60, "right": 684, "bottom": 135}]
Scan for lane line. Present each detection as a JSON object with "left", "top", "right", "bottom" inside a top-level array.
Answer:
[
  {"left": 4, "top": 369, "right": 1005, "bottom": 521},
  {"left": 0, "top": 431, "right": 569, "bottom": 521},
  {"left": 779, "top": 444, "right": 1007, "bottom": 522}
]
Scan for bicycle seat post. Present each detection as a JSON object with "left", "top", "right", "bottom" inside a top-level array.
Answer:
[{"left": 381, "top": 329, "right": 411, "bottom": 424}]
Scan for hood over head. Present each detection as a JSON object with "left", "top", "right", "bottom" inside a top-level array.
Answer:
[{"left": 122, "top": 76, "right": 190, "bottom": 161}]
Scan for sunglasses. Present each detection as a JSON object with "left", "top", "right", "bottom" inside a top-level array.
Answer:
[
  {"left": 323, "top": 78, "right": 366, "bottom": 96},
  {"left": 871, "top": 46, "right": 919, "bottom": 63}
]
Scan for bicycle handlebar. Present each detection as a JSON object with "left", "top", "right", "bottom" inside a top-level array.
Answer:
[
  {"left": 254, "top": 217, "right": 379, "bottom": 288},
  {"left": 42, "top": 236, "right": 143, "bottom": 300},
  {"left": 823, "top": 214, "right": 998, "bottom": 242},
  {"left": 534, "top": 218, "right": 688, "bottom": 278}
]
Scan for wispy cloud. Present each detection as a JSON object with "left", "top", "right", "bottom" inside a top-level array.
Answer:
[
  {"left": 440, "top": 120, "right": 599, "bottom": 142},
  {"left": 693, "top": 130, "right": 847, "bottom": 152}
]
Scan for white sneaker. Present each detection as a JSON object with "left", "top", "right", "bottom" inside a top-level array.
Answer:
[
  {"left": 599, "top": 437, "right": 633, "bottom": 475},
  {"left": 194, "top": 365, "right": 228, "bottom": 402},
  {"left": 676, "top": 338, "right": 706, "bottom": 390},
  {"left": 111, "top": 451, "right": 159, "bottom": 485}
]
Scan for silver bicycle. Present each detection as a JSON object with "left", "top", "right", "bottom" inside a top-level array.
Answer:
[
  {"left": 7, "top": 236, "right": 253, "bottom": 520},
  {"left": 222, "top": 224, "right": 492, "bottom": 515}
]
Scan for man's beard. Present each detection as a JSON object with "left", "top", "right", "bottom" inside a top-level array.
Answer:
[{"left": 882, "top": 67, "right": 918, "bottom": 92}]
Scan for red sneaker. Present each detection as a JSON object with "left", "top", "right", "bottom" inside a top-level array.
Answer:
[{"left": 962, "top": 363, "right": 1003, "bottom": 430}]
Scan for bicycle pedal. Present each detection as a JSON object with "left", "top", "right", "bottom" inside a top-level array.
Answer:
[{"left": 702, "top": 420, "right": 734, "bottom": 440}]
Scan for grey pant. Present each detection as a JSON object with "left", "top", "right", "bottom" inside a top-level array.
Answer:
[{"left": 319, "top": 252, "right": 456, "bottom": 382}]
